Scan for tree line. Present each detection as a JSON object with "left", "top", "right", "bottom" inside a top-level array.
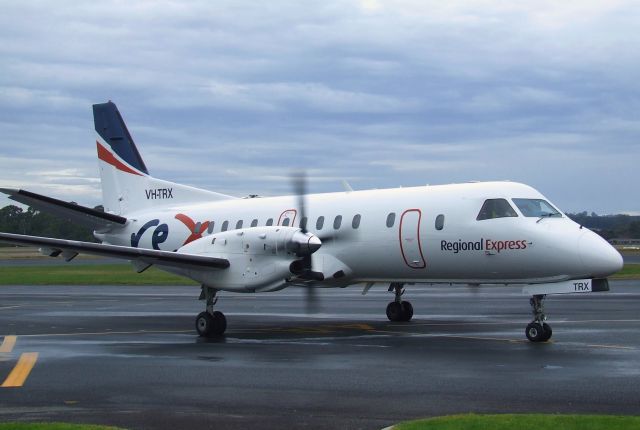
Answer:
[{"left": 0, "top": 204, "right": 639, "bottom": 243}]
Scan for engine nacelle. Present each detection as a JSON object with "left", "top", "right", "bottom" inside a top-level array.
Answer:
[{"left": 174, "top": 226, "right": 321, "bottom": 292}]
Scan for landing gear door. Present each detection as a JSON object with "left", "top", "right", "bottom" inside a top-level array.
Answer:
[{"left": 399, "top": 209, "right": 426, "bottom": 269}]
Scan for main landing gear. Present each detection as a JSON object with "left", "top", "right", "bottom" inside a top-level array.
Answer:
[
  {"left": 386, "top": 283, "right": 413, "bottom": 322},
  {"left": 526, "top": 294, "right": 552, "bottom": 342},
  {"left": 196, "top": 286, "right": 227, "bottom": 337}
]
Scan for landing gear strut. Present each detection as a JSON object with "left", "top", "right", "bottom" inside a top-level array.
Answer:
[
  {"left": 525, "top": 294, "right": 552, "bottom": 342},
  {"left": 196, "top": 286, "right": 227, "bottom": 337},
  {"left": 386, "top": 283, "right": 413, "bottom": 322}
]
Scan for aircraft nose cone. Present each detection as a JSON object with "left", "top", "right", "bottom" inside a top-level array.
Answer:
[
  {"left": 307, "top": 235, "right": 322, "bottom": 254},
  {"left": 578, "top": 230, "right": 623, "bottom": 278}
]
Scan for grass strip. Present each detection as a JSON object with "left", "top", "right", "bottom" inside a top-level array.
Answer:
[
  {"left": 611, "top": 264, "right": 640, "bottom": 279},
  {"left": 0, "top": 423, "right": 125, "bottom": 430},
  {"left": 394, "top": 414, "right": 640, "bottom": 430},
  {"left": 0, "top": 263, "right": 638, "bottom": 286},
  {"left": 0, "top": 264, "right": 197, "bottom": 286}
]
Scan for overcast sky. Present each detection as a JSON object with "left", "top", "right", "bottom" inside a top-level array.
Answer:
[{"left": 1, "top": 1, "right": 638, "bottom": 214}]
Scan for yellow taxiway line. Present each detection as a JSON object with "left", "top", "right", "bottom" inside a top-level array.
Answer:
[
  {"left": 1, "top": 352, "right": 38, "bottom": 388},
  {"left": 0, "top": 335, "right": 17, "bottom": 353}
]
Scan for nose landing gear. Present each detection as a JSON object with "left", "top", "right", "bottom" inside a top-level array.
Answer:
[
  {"left": 196, "top": 286, "right": 227, "bottom": 337},
  {"left": 386, "top": 283, "right": 413, "bottom": 322},
  {"left": 526, "top": 294, "right": 552, "bottom": 342}
]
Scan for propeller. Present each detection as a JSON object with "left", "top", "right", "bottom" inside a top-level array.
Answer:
[{"left": 292, "top": 171, "right": 322, "bottom": 313}]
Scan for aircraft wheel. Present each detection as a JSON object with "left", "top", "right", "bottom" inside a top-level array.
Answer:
[
  {"left": 386, "top": 302, "right": 403, "bottom": 322},
  {"left": 401, "top": 301, "right": 414, "bottom": 321},
  {"left": 540, "top": 323, "right": 552, "bottom": 342},
  {"left": 211, "top": 311, "right": 227, "bottom": 335},
  {"left": 196, "top": 311, "right": 227, "bottom": 337},
  {"left": 525, "top": 322, "right": 546, "bottom": 342},
  {"left": 196, "top": 312, "right": 214, "bottom": 337}
]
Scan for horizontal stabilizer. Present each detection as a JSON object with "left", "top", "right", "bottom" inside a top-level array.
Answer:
[
  {"left": 0, "top": 188, "right": 126, "bottom": 229},
  {"left": 0, "top": 232, "right": 230, "bottom": 271}
]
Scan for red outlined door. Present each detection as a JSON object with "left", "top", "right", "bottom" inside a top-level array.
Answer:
[
  {"left": 399, "top": 209, "right": 426, "bottom": 269},
  {"left": 277, "top": 209, "right": 297, "bottom": 227}
]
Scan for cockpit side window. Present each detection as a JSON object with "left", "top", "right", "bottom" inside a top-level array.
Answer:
[
  {"left": 512, "top": 198, "right": 561, "bottom": 218},
  {"left": 476, "top": 199, "right": 518, "bottom": 220}
]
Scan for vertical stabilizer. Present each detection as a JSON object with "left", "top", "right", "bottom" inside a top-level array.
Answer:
[{"left": 93, "top": 101, "right": 236, "bottom": 215}]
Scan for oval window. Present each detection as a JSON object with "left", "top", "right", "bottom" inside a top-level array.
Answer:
[
  {"left": 435, "top": 214, "right": 445, "bottom": 230},
  {"left": 316, "top": 216, "right": 325, "bottom": 230},
  {"left": 266, "top": 218, "right": 273, "bottom": 226},
  {"left": 207, "top": 222, "right": 215, "bottom": 234},
  {"left": 282, "top": 218, "right": 290, "bottom": 227},
  {"left": 386, "top": 212, "right": 396, "bottom": 228},
  {"left": 236, "top": 220, "right": 243, "bottom": 229},
  {"left": 221, "top": 221, "right": 229, "bottom": 232},
  {"left": 352, "top": 214, "right": 361, "bottom": 229},
  {"left": 251, "top": 219, "right": 258, "bottom": 227},
  {"left": 333, "top": 215, "right": 342, "bottom": 230}
]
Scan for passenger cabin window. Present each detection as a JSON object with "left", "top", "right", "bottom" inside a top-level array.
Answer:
[
  {"left": 236, "top": 220, "right": 243, "bottom": 229},
  {"left": 476, "top": 199, "right": 518, "bottom": 220},
  {"left": 333, "top": 215, "right": 342, "bottom": 230},
  {"left": 251, "top": 219, "right": 258, "bottom": 227},
  {"left": 207, "top": 222, "right": 215, "bottom": 234},
  {"left": 386, "top": 212, "right": 396, "bottom": 228},
  {"left": 435, "top": 214, "right": 445, "bottom": 230},
  {"left": 352, "top": 214, "right": 361, "bottom": 229},
  {"left": 282, "top": 218, "right": 290, "bottom": 226},
  {"left": 316, "top": 216, "right": 325, "bottom": 230},
  {"left": 300, "top": 217, "right": 308, "bottom": 230},
  {"left": 266, "top": 218, "right": 273, "bottom": 226},
  {"left": 221, "top": 221, "right": 229, "bottom": 231},
  {"left": 513, "top": 198, "right": 562, "bottom": 218}
]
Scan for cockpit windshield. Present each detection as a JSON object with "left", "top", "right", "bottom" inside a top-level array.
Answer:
[
  {"left": 512, "top": 198, "right": 561, "bottom": 218},
  {"left": 476, "top": 199, "right": 518, "bottom": 220}
]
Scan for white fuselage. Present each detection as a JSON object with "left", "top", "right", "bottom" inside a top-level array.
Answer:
[{"left": 98, "top": 181, "right": 622, "bottom": 292}]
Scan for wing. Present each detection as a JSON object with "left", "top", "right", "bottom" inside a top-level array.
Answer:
[
  {"left": 0, "top": 188, "right": 126, "bottom": 230},
  {"left": 0, "top": 232, "right": 229, "bottom": 271}
]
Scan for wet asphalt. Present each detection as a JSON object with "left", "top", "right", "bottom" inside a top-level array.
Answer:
[{"left": 1, "top": 281, "right": 640, "bottom": 429}]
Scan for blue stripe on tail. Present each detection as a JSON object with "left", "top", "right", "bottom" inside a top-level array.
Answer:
[{"left": 92, "top": 101, "right": 149, "bottom": 175}]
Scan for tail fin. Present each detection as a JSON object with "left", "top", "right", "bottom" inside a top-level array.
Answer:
[{"left": 93, "top": 101, "right": 236, "bottom": 215}]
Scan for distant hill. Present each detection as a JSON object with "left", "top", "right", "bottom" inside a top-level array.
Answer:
[
  {"left": 567, "top": 212, "right": 640, "bottom": 240},
  {"left": 0, "top": 204, "right": 96, "bottom": 243}
]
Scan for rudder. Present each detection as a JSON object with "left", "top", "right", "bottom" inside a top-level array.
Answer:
[{"left": 93, "top": 101, "right": 236, "bottom": 216}]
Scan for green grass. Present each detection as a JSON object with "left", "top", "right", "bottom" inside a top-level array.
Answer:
[
  {"left": 0, "top": 424, "right": 125, "bottom": 430},
  {"left": 612, "top": 264, "right": 640, "bottom": 279},
  {"left": 0, "top": 264, "right": 197, "bottom": 286},
  {"left": 0, "top": 263, "right": 638, "bottom": 286},
  {"left": 394, "top": 414, "right": 640, "bottom": 430}
]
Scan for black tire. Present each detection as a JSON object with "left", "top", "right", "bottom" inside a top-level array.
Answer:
[
  {"left": 196, "top": 312, "right": 214, "bottom": 337},
  {"left": 401, "top": 301, "right": 414, "bottom": 322},
  {"left": 540, "top": 323, "right": 552, "bottom": 342},
  {"left": 211, "top": 311, "right": 227, "bottom": 335},
  {"left": 386, "top": 302, "right": 403, "bottom": 322},
  {"left": 525, "top": 322, "right": 545, "bottom": 342}
]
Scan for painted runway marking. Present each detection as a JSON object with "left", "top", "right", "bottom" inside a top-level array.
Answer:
[
  {"left": 0, "top": 335, "right": 17, "bottom": 353},
  {"left": 1, "top": 352, "right": 38, "bottom": 388}
]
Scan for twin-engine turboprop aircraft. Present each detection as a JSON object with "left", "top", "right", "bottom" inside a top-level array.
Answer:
[{"left": 0, "top": 102, "right": 623, "bottom": 342}]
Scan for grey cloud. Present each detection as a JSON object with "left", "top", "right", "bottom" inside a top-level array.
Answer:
[{"left": 0, "top": 1, "right": 638, "bottom": 213}]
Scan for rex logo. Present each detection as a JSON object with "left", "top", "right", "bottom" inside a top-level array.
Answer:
[{"left": 175, "top": 214, "right": 210, "bottom": 246}]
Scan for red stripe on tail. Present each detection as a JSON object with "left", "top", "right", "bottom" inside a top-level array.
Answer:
[{"left": 97, "top": 141, "right": 144, "bottom": 176}]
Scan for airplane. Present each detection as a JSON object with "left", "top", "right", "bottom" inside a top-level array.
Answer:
[{"left": 0, "top": 101, "right": 623, "bottom": 342}]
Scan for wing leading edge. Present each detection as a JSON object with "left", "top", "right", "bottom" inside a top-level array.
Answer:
[{"left": 0, "top": 232, "right": 229, "bottom": 271}]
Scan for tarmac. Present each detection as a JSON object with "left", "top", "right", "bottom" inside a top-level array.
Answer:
[{"left": 1, "top": 281, "right": 640, "bottom": 429}]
